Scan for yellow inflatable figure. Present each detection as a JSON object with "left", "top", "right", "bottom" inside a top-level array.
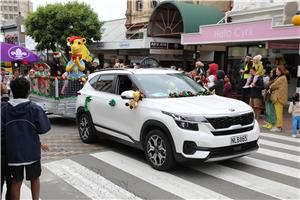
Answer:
[{"left": 66, "top": 36, "right": 86, "bottom": 78}]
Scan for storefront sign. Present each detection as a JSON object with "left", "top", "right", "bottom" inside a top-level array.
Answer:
[
  {"left": 173, "top": 53, "right": 200, "bottom": 60},
  {"left": 118, "top": 50, "right": 148, "bottom": 56},
  {"left": 96, "top": 43, "right": 105, "bottom": 48},
  {"left": 168, "top": 43, "right": 184, "bottom": 50},
  {"left": 182, "top": 20, "right": 300, "bottom": 45},
  {"left": 150, "top": 42, "right": 167, "bottom": 49},
  {"left": 150, "top": 49, "right": 183, "bottom": 54},
  {"left": 119, "top": 42, "right": 130, "bottom": 48},
  {"left": 269, "top": 42, "right": 299, "bottom": 50}
]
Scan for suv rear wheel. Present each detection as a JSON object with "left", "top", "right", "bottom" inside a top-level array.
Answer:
[
  {"left": 78, "top": 113, "right": 97, "bottom": 143},
  {"left": 145, "top": 129, "right": 177, "bottom": 171}
]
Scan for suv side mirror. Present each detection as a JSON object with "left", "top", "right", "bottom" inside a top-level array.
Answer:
[{"left": 121, "top": 90, "right": 135, "bottom": 99}]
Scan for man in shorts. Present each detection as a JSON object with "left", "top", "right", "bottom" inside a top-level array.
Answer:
[
  {"left": 1, "top": 78, "right": 51, "bottom": 200},
  {"left": 249, "top": 67, "right": 265, "bottom": 122}
]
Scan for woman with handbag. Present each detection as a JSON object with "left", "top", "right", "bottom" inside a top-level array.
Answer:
[
  {"left": 270, "top": 65, "right": 289, "bottom": 132},
  {"left": 262, "top": 69, "right": 277, "bottom": 129}
]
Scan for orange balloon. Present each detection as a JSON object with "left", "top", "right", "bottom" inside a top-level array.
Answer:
[{"left": 292, "top": 14, "right": 300, "bottom": 26}]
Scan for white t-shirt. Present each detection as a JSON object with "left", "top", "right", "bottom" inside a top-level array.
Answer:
[{"left": 207, "top": 75, "right": 215, "bottom": 88}]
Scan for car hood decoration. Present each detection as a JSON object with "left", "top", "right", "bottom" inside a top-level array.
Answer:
[
  {"left": 155, "top": 95, "right": 251, "bottom": 116},
  {"left": 168, "top": 90, "right": 215, "bottom": 98}
]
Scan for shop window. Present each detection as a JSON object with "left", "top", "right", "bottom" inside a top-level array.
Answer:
[
  {"left": 9, "top": 14, "right": 13, "bottom": 19},
  {"left": 14, "top": 6, "right": 17, "bottom": 11}
]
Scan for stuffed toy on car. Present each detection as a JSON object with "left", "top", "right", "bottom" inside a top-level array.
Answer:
[{"left": 125, "top": 91, "right": 145, "bottom": 109}]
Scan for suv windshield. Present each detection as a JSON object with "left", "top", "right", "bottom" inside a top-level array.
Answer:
[{"left": 134, "top": 73, "right": 206, "bottom": 98}]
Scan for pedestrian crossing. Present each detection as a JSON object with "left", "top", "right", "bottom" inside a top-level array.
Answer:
[{"left": 2, "top": 132, "right": 299, "bottom": 200}]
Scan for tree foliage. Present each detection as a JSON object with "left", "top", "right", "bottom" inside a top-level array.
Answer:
[{"left": 25, "top": 1, "right": 104, "bottom": 53}]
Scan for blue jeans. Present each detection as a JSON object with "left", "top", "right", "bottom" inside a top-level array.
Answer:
[{"left": 292, "top": 116, "right": 300, "bottom": 135}]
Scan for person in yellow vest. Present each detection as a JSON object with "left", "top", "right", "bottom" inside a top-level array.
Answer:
[{"left": 240, "top": 53, "right": 254, "bottom": 103}]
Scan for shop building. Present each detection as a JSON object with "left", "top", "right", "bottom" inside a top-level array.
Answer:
[
  {"left": 181, "top": 0, "right": 300, "bottom": 98},
  {"left": 90, "top": 1, "right": 226, "bottom": 69}
]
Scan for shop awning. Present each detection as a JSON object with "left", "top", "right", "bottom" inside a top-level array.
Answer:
[{"left": 147, "top": 1, "right": 224, "bottom": 38}]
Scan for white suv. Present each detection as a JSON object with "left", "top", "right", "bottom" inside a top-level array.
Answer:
[{"left": 76, "top": 69, "right": 259, "bottom": 171}]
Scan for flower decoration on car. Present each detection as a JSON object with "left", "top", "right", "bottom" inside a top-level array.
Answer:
[
  {"left": 109, "top": 99, "right": 116, "bottom": 106},
  {"left": 84, "top": 96, "right": 92, "bottom": 111},
  {"left": 168, "top": 90, "right": 214, "bottom": 98}
]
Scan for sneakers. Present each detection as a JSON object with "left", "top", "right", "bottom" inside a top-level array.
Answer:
[
  {"left": 291, "top": 134, "right": 299, "bottom": 138},
  {"left": 262, "top": 123, "right": 270, "bottom": 128},
  {"left": 266, "top": 124, "right": 274, "bottom": 129},
  {"left": 270, "top": 126, "right": 282, "bottom": 132},
  {"left": 243, "top": 85, "right": 250, "bottom": 89},
  {"left": 263, "top": 121, "right": 269, "bottom": 124}
]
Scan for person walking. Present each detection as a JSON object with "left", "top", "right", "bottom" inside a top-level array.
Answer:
[
  {"left": 270, "top": 65, "right": 289, "bottom": 132},
  {"left": 209, "top": 69, "right": 225, "bottom": 96},
  {"left": 223, "top": 74, "right": 234, "bottom": 98},
  {"left": 288, "top": 93, "right": 300, "bottom": 138},
  {"left": 1, "top": 78, "right": 51, "bottom": 200},
  {"left": 240, "top": 53, "right": 253, "bottom": 103},
  {"left": 262, "top": 69, "right": 277, "bottom": 129},
  {"left": 248, "top": 67, "right": 264, "bottom": 122}
]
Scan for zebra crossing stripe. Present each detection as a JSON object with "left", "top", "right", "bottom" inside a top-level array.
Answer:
[
  {"left": 257, "top": 148, "right": 300, "bottom": 163},
  {"left": 259, "top": 139, "right": 300, "bottom": 152},
  {"left": 43, "top": 159, "right": 142, "bottom": 200},
  {"left": 260, "top": 132, "right": 300, "bottom": 143},
  {"left": 91, "top": 151, "right": 232, "bottom": 200},
  {"left": 233, "top": 156, "right": 299, "bottom": 178},
  {"left": 188, "top": 163, "right": 299, "bottom": 200}
]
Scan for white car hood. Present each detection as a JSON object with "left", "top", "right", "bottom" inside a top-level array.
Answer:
[{"left": 153, "top": 95, "right": 252, "bottom": 116}]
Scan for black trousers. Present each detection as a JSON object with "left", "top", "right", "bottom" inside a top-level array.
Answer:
[{"left": 1, "top": 166, "right": 12, "bottom": 200}]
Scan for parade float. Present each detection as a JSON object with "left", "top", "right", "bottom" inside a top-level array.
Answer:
[{"left": 28, "top": 36, "right": 87, "bottom": 117}]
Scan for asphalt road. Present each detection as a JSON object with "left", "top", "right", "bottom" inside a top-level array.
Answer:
[{"left": 2, "top": 115, "right": 299, "bottom": 200}]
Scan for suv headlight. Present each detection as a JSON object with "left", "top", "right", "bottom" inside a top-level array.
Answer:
[{"left": 162, "top": 111, "right": 208, "bottom": 131}]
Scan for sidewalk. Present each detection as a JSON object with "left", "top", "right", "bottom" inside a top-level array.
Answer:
[{"left": 258, "top": 104, "right": 294, "bottom": 135}]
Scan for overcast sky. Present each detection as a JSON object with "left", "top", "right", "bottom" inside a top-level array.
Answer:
[{"left": 31, "top": 0, "right": 127, "bottom": 22}]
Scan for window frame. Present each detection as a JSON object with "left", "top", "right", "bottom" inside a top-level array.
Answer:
[
  {"left": 93, "top": 74, "right": 117, "bottom": 94},
  {"left": 115, "top": 74, "right": 139, "bottom": 95},
  {"left": 9, "top": 6, "right": 12, "bottom": 11}
]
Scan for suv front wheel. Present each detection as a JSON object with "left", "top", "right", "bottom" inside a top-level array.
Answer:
[
  {"left": 145, "top": 129, "right": 177, "bottom": 171},
  {"left": 78, "top": 113, "right": 97, "bottom": 143}
]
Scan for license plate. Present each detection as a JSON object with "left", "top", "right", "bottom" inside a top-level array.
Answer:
[{"left": 231, "top": 135, "right": 248, "bottom": 145}]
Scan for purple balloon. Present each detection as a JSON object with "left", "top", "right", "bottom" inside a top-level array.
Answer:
[{"left": 1, "top": 42, "right": 40, "bottom": 63}]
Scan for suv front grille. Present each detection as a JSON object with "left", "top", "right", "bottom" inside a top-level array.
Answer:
[
  {"left": 208, "top": 140, "right": 258, "bottom": 158},
  {"left": 206, "top": 112, "right": 254, "bottom": 129}
]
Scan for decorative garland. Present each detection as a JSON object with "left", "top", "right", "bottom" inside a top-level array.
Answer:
[
  {"left": 84, "top": 96, "right": 92, "bottom": 111},
  {"left": 109, "top": 99, "right": 116, "bottom": 106},
  {"left": 168, "top": 90, "right": 214, "bottom": 98},
  {"left": 30, "top": 91, "right": 77, "bottom": 100}
]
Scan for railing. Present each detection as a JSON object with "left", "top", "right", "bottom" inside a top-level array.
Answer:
[{"left": 30, "top": 75, "right": 87, "bottom": 100}]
